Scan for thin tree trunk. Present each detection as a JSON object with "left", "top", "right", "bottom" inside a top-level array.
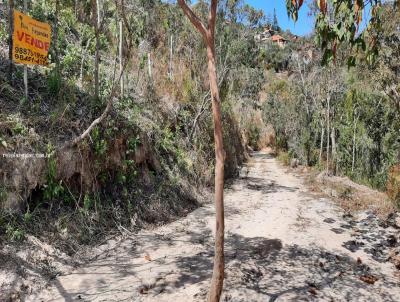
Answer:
[
  {"left": 352, "top": 115, "right": 357, "bottom": 173},
  {"left": 206, "top": 41, "right": 225, "bottom": 302},
  {"left": 94, "top": 0, "right": 101, "bottom": 100},
  {"left": 177, "top": 1, "right": 225, "bottom": 301},
  {"left": 8, "top": 0, "right": 14, "bottom": 83},
  {"left": 169, "top": 34, "right": 174, "bottom": 80},
  {"left": 147, "top": 52, "right": 152, "bottom": 80},
  {"left": 331, "top": 126, "right": 336, "bottom": 174},
  {"left": 23, "top": 0, "right": 28, "bottom": 101},
  {"left": 319, "top": 124, "right": 324, "bottom": 164},
  {"left": 54, "top": 0, "right": 60, "bottom": 75},
  {"left": 119, "top": 20, "right": 124, "bottom": 96},
  {"left": 326, "top": 97, "right": 330, "bottom": 172}
]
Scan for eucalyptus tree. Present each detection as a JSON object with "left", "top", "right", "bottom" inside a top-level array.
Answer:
[{"left": 177, "top": 2, "right": 225, "bottom": 301}]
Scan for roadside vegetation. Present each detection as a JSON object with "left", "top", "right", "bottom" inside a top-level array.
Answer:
[{"left": 265, "top": 5, "right": 400, "bottom": 207}]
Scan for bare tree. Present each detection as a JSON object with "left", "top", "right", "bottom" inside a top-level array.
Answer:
[{"left": 177, "top": 1, "right": 225, "bottom": 301}]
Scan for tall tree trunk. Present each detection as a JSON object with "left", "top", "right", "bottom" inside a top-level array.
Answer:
[
  {"left": 331, "top": 126, "right": 336, "bottom": 174},
  {"left": 352, "top": 115, "right": 357, "bottom": 173},
  {"left": 23, "top": 0, "right": 28, "bottom": 101},
  {"left": 94, "top": 0, "right": 101, "bottom": 100},
  {"left": 168, "top": 34, "right": 174, "bottom": 80},
  {"left": 54, "top": 0, "right": 60, "bottom": 75},
  {"left": 206, "top": 40, "right": 225, "bottom": 302},
  {"left": 8, "top": 0, "right": 14, "bottom": 83},
  {"left": 119, "top": 20, "right": 124, "bottom": 96},
  {"left": 177, "top": 1, "right": 225, "bottom": 301},
  {"left": 326, "top": 97, "right": 330, "bottom": 172},
  {"left": 319, "top": 123, "right": 324, "bottom": 164}
]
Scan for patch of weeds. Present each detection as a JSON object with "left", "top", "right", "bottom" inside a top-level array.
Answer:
[
  {"left": 0, "top": 187, "right": 7, "bottom": 204},
  {"left": 339, "top": 187, "right": 353, "bottom": 200},
  {"left": 47, "top": 70, "right": 62, "bottom": 95},
  {"left": 43, "top": 144, "right": 65, "bottom": 200},
  {"left": 127, "top": 135, "right": 140, "bottom": 154},
  {"left": 160, "top": 127, "right": 175, "bottom": 153},
  {"left": 116, "top": 170, "right": 127, "bottom": 185},
  {"left": 83, "top": 194, "right": 94, "bottom": 212},
  {"left": 176, "top": 147, "right": 189, "bottom": 170},
  {"left": 91, "top": 126, "right": 108, "bottom": 156},
  {"left": 98, "top": 171, "right": 109, "bottom": 183},
  {"left": 6, "top": 222, "right": 25, "bottom": 242},
  {"left": 7, "top": 115, "right": 28, "bottom": 136},
  {"left": 277, "top": 151, "right": 290, "bottom": 166},
  {"left": 248, "top": 124, "right": 261, "bottom": 150}
]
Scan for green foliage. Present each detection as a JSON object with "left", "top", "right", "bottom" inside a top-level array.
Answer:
[
  {"left": 7, "top": 115, "right": 28, "bottom": 136},
  {"left": 277, "top": 151, "right": 290, "bottom": 166},
  {"left": 263, "top": 17, "right": 399, "bottom": 190},
  {"left": 83, "top": 194, "right": 93, "bottom": 212},
  {"left": 248, "top": 124, "right": 261, "bottom": 150},
  {"left": 6, "top": 222, "right": 25, "bottom": 242},
  {"left": 286, "top": 0, "right": 392, "bottom": 66},
  {"left": 43, "top": 144, "right": 64, "bottom": 200},
  {"left": 47, "top": 70, "right": 62, "bottom": 95},
  {"left": 92, "top": 127, "right": 108, "bottom": 156},
  {"left": 0, "top": 187, "right": 7, "bottom": 204},
  {"left": 127, "top": 136, "right": 141, "bottom": 155},
  {"left": 0, "top": 20, "right": 7, "bottom": 42}
]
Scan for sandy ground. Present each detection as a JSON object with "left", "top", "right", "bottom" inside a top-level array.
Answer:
[{"left": 27, "top": 152, "right": 400, "bottom": 301}]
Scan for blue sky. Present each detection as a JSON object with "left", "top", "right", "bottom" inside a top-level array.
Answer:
[
  {"left": 184, "top": 0, "right": 316, "bottom": 36},
  {"left": 245, "top": 0, "right": 314, "bottom": 36}
]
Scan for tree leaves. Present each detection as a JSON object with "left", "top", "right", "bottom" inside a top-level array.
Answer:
[{"left": 285, "top": 0, "right": 392, "bottom": 67}]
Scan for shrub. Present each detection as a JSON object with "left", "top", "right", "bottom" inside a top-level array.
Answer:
[
  {"left": 277, "top": 151, "right": 290, "bottom": 166},
  {"left": 387, "top": 164, "right": 400, "bottom": 207},
  {"left": 47, "top": 71, "right": 62, "bottom": 95}
]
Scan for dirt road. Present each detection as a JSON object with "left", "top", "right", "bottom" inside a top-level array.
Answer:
[{"left": 31, "top": 152, "right": 400, "bottom": 301}]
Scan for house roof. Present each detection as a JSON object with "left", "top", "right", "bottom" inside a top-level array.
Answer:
[{"left": 271, "top": 35, "right": 287, "bottom": 42}]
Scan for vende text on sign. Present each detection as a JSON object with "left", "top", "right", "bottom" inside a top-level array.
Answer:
[{"left": 12, "top": 9, "right": 51, "bottom": 66}]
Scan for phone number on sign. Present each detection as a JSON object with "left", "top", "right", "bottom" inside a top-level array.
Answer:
[{"left": 14, "top": 47, "right": 48, "bottom": 64}]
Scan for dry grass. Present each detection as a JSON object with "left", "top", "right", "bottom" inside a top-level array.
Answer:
[{"left": 301, "top": 168, "right": 396, "bottom": 218}]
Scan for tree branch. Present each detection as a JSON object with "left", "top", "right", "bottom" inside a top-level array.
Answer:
[
  {"left": 61, "top": 52, "right": 129, "bottom": 151},
  {"left": 177, "top": 0, "right": 208, "bottom": 39},
  {"left": 208, "top": 0, "right": 218, "bottom": 38}
]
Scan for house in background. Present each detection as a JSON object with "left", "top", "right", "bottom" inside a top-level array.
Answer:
[
  {"left": 255, "top": 26, "right": 289, "bottom": 48},
  {"left": 271, "top": 35, "right": 288, "bottom": 48},
  {"left": 254, "top": 26, "right": 275, "bottom": 43}
]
